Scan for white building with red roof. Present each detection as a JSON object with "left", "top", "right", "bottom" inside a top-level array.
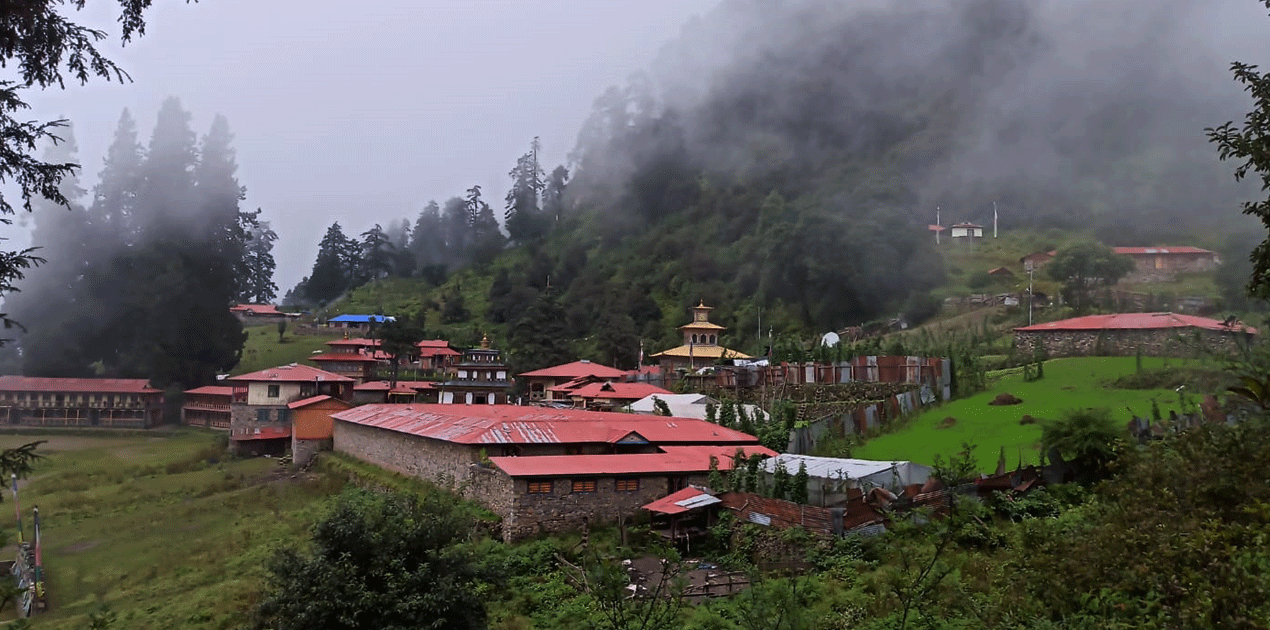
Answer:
[
  {"left": 1014, "top": 312, "right": 1256, "bottom": 358},
  {"left": 518, "top": 359, "right": 628, "bottom": 402},
  {"left": 0, "top": 376, "right": 163, "bottom": 428},
  {"left": 226, "top": 364, "right": 353, "bottom": 454},
  {"left": 330, "top": 403, "right": 774, "bottom": 541}
]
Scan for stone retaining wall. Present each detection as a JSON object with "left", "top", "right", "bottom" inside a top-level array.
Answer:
[{"left": 1014, "top": 327, "right": 1251, "bottom": 358}]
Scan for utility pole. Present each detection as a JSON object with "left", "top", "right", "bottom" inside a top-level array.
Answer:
[{"left": 1025, "top": 260, "right": 1035, "bottom": 326}]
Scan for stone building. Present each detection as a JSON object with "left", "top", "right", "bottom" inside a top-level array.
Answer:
[
  {"left": 1112, "top": 246, "right": 1221, "bottom": 281},
  {"left": 352, "top": 380, "right": 440, "bottom": 404},
  {"left": 1014, "top": 312, "right": 1257, "bottom": 358},
  {"left": 309, "top": 337, "right": 380, "bottom": 383},
  {"left": 651, "top": 302, "right": 751, "bottom": 373},
  {"left": 0, "top": 377, "right": 164, "bottom": 428},
  {"left": 436, "top": 336, "right": 511, "bottom": 404},
  {"left": 518, "top": 360, "right": 627, "bottom": 402},
  {"left": 289, "top": 395, "right": 353, "bottom": 466},
  {"left": 227, "top": 364, "right": 353, "bottom": 455},
  {"left": 182, "top": 385, "right": 232, "bottom": 429},
  {"left": 548, "top": 380, "right": 673, "bottom": 410},
  {"left": 330, "top": 403, "right": 773, "bottom": 541}
]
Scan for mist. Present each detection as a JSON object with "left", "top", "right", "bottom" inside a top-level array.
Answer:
[{"left": 575, "top": 0, "right": 1270, "bottom": 238}]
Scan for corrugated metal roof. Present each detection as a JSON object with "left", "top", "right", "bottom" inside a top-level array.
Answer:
[
  {"left": 354, "top": 380, "right": 437, "bottom": 391},
  {"left": 490, "top": 445, "right": 774, "bottom": 478},
  {"left": 328, "top": 314, "right": 395, "bottom": 323},
  {"left": 1014, "top": 312, "right": 1258, "bottom": 334},
  {"left": 326, "top": 338, "right": 380, "bottom": 347},
  {"left": 184, "top": 385, "right": 233, "bottom": 396},
  {"left": 288, "top": 395, "right": 352, "bottom": 410},
  {"left": 331, "top": 404, "right": 763, "bottom": 446},
  {"left": 0, "top": 376, "right": 159, "bottom": 394},
  {"left": 230, "top": 304, "right": 283, "bottom": 315},
  {"left": 550, "top": 381, "right": 672, "bottom": 400},
  {"left": 230, "top": 426, "right": 291, "bottom": 441},
  {"left": 643, "top": 486, "right": 721, "bottom": 515},
  {"left": 1112, "top": 246, "right": 1215, "bottom": 256},
  {"left": 309, "top": 353, "right": 378, "bottom": 363},
  {"left": 518, "top": 360, "right": 628, "bottom": 379},
  {"left": 761, "top": 454, "right": 901, "bottom": 480},
  {"left": 229, "top": 364, "right": 354, "bottom": 383}
]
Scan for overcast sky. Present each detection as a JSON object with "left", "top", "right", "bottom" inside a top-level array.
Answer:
[{"left": 13, "top": 0, "right": 719, "bottom": 296}]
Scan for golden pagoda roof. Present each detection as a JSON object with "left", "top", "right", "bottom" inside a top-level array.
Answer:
[
  {"left": 650, "top": 345, "right": 752, "bottom": 360},
  {"left": 677, "top": 321, "right": 726, "bottom": 330}
]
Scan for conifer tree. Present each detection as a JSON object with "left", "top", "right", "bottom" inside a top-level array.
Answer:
[
  {"left": 505, "top": 137, "right": 547, "bottom": 244},
  {"left": 791, "top": 461, "right": 810, "bottom": 504},
  {"left": 465, "top": 185, "right": 504, "bottom": 265},
  {"left": 305, "top": 222, "right": 355, "bottom": 305},
  {"left": 237, "top": 209, "right": 278, "bottom": 304}
]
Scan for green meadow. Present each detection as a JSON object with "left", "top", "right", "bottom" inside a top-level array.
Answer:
[
  {"left": 853, "top": 356, "right": 1213, "bottom": 470},
  {"left": 0, "top": 430, "right": 336, "bottom": 630}
]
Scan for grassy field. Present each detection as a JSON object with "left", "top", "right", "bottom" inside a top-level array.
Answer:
[
  {"left": 852, "top": 356, "right": 1214, "bottom": 470},
  {"left": 0, "top": 430, "right": 338, "bottom": 629},
  {"left": 233, "top": 325, "right": 344, "bottom": 376}
]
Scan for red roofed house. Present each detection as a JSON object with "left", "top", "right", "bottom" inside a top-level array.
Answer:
[
  {"left": 518, "top": 360, "right": 628, "bottom": 402},
  {"left": 1111, "top": 246, "right": 1221, "bottom": 279},
  {"left": 0, "top": 377, "right": 164, "bottom": 428},
  {"left": 416, "top": 340, "right": 461, "bottom": 373},
  {"left": 229, "top": 304, "right": 295, "bottom": 324},
  {"left": 308, "top": 337, "right": 380, "bottom": 383},
  {"left": 288, "top": 395, "right": 353, "bottom": 466},
  {"left": 436, "top": 336, "right": 512, "bottom": 405},
  {"left": 1014, "top": 312, "right": 1257, "bottom": 358},
  {"left": 227, "top": 364, "right": 353, "bottom": 455},
  {"left": 182, "top": 385, "right": 233, "bottom": 430},
  {"left": 331, "top": 403, "right": 773, "bottom": 540},
  {"left": 548, "top": 380, "right": 673, "bottom": 411},
  {"left": 352, "top": 380, "right": 439, "bottom": 404}
]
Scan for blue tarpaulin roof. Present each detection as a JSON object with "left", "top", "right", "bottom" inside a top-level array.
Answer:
[{"left": 328, "top": 314, "right": 395, "bottom": 323}]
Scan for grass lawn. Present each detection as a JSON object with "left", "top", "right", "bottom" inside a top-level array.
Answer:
[
  {"left": 852, "top": 356, "right": 1214, "bottom": 471},
  {"left": 0, "top": 430, "right": 338, "bottom": 629},
  {"left": 233, "top": 325, "right": 344, "bottom": 376}
]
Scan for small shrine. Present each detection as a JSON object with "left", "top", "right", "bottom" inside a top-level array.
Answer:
[{"left": 650, "top": 302, "right": 751, "bottom": 373}]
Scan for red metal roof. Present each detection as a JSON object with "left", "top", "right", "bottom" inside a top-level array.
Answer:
[
  {"left": 326, "top": 338, "right": 380, "bottom": 347},
  {"left": 0, "top": 376, "right": 159, "bottom": 394},
  {"left": 231, "top": 426, "right": 291, "bottom": 441},
  {"left": 518, "top": 360, "right": 627, "bottom": 379},
  {"left": 950, "top": 222, "right": 983, "bottom": 228},
  {"left": 550, "top": 381, "right": 673, "bottom": 401},
  {"left": 1014, "top": 312, "right": 1258, "bottom": 334},
  {"left": 288, "top": 395, "right": 352, "bottom": 409},
  {"left": 230, "top": 304, "right": 284, "bottom": 316},
  {"left": 184, "top": 385, "right": 234, "bottom": 396},
  {"left": 353, "top": 380, "right": 437, "bottom": 391},
  {"left": 229, "top": 364, "right": 353, "bottom": 383},
  {"left": 309, "top": 352, "right": 378, "bottom": 363},
  {"left": 927, "top": 224, "right": 946, "bottom": 232},
  {"left": 331, "top": 404, "right": 761, "bottom": 446},
  {"left": 643, "top": 486, "right": 719, "bottom": 515},
  {"left": 1111, "top": 246, "right": 1215, "bottom": 256},
  {"left": 489, "top": 445, "right": 774, "bottom": 478}
]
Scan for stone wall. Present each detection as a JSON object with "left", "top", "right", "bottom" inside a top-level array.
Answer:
[
  {"left": 333, "top": 420, "right": 483, "bottom": 488},
  {"left": 292, "top": 437, "right": 329, "bottom": 467},
  {"left": 1014, "top": 327, "right": 1252, "bottom": 358},
  {"left": 503, "top": 474, "right": 707, "bottom": 542},
  {"left": 229, "top": 403, "right": 289, "bottom": 454}
]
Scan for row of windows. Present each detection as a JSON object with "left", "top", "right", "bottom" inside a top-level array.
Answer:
[
  {"left": 690, "top": 334, "right": 717, "bottom": 345},
  {"left": 255, "top": 407, "right": 289, "bottom": 423},
  {"left": 526, "top": 478, "right": 641, "bottom": 495},
  {"left": 0, "top": 392, "right": 145, "bottom": 405}
]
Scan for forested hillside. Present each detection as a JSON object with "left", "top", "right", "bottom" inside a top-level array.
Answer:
[{"left": 283, "top": 0, "right": 1260, "bottom": 373}]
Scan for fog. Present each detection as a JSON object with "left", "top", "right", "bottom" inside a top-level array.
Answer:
[{"left": 9, "top": 0, "right": 720, "bottom": 294}]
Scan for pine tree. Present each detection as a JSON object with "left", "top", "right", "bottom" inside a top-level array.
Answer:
[
  {"left": 505, "top": 137, "right": 547, "bottom": 244},
  {"left": 409, "top": 200, "right": 447, "bottom": 269},
  {"left": 465, "top": 185, "right": 505, "bottom": 265},
  {"left": 719, "top": 402, "right": 736, "bottom": 429},
  {"left": 507, "top": 289, "right": 573, "bottom": 372},
  {"left": 305, "top": 222, "right": 354, "bottom": 305},
  {"left": 541, "top": 165, "right": 569, "bottom": 223},
  {"left": 358, "top": 224, "right": 394, "bottom": 283},
  {"left": 237, "top": 209, "right": 278, "bottom": 303},
  {"left": 772, "top": 459, "right": 791, "bottom": 500},
  {"left": 93, "top": 109, "right": 144, "bottom": 243}
]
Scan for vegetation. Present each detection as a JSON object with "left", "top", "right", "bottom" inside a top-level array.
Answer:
[
  {"left": 852, "top": 356, "right": 1196, "bottom": 469},
  {"left": 1045, "top": 241, "right": 1136, "bottom": 312}
]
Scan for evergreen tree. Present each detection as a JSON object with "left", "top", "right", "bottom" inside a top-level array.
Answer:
[
  {"left": 507, "top": 289, "right": 573, "bottom": 372},
  {"left": 93, "top": 109, "right": 144, "bottom": 243},
  {"left": 237, "top": 209, "right": 278, "bottom": 303},
  {"left": 465, "top": 185, "right": 504, "bottom": 265},
  {"left": 357, "top": 224, "right": 394, "bottom": 283},
  {"left": 771, "top": 459, "right": 791, "bottom": 500},
  {"left": 505, "top": 137, "right": 547, "bottom": 244},
  {"left": 7, "top": 125, "right": 97, "bottom": 376},
  {"left": 373, "top": 315, "right": 426, "bottom": 387},
  {"left": 385, "top": 218, "right": 415, "bottom": 277},
  {"left": 441, "top": 196, "right": 470, "bottom": 268},
  {"left": 408, "top": 200, "right": 447, "bottom": 269},
  {"left": 594, "top": 310, "right": 639, "bottom": 369},
  {"left": 541, "top": 165, "right": 569, "bottom": 223},
  {"left": 305, "top": 222, "right": 355, "bottom": 305}
]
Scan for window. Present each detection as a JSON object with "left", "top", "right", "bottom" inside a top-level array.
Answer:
[
  {"left": 267, "top": 384, "right": 280, "bottom": 398},
  {"left": 277, "top": 408, "right": 290, "bottom": 424},
  {"left": 257, "top": 408, "right": 271, "bottom": 423},
  {"left": 527, "top": 480, "right": 552, "bottom": 494},
  {"left": 615, "top": 478, "right": 640, "bottom": 492},
  {"left": 571, "top": 479, "right": 597, "bottom": 493}
]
